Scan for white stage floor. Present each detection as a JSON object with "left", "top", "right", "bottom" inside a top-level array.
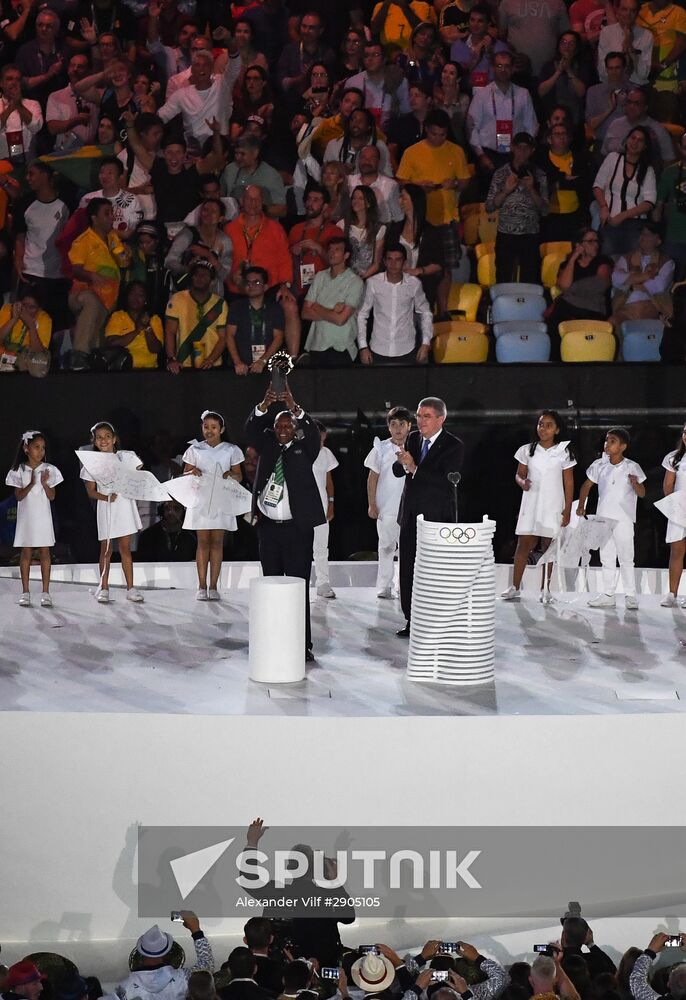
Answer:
[{"left": 2, "top": 567, "right": 686, "bottom": 716}]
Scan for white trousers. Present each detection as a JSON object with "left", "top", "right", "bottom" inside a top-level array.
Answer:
[
  {"left": 599, "top": 518, "right": 636, "bottom": 595},
  {"left": 376, "top": 515, "right": 400, "bottom": 591},
  {"left": 313, "top": 521, "right": 330, "bottom": 586}
]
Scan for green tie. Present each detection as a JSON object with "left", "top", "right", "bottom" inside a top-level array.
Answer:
[{"left": 272, "top": 447, "right": 285, "bottom": 488}]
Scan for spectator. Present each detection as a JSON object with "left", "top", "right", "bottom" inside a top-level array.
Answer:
[
  {"left": 67, "top": 196, "right": 132, "bottom": 370},
  {"left": 616, "top": 948, "right": 642, "bottom": 1000},
  {"left": 183, "top": 176, "right": 238, "bottom": 228},
  {"left": 655, "top": 128, "right": 686, "bottom": 278},
  {"left": 165, "top": 199, "right": 233, "bottom": 294},
  {"left": 535, "top": 120, "right": 594, "bottom": 240},
  {"left": 347, "top": 145, "right": 403, "bottom": 223},
  {"left": 146, "top": 2, "right": 200, "bottom": 83},
  {"left": 486, "top": 132, "right": 550, "bottom": 283},
  {"left": 337, "top": 27, "right": 366, "bottom": 80},
  {"left": 386, "top": 182, "right": 444, "bottom": 308},
  {"left": 585, "top": 51, "right": 631, "bottom": 145},
  {"left": 221, "top": 134, "right": 287, "bottom": 219},
  {"left": 187, "top": 972, "right": 220, "bottom": 1000},
  {"left": 46, "top": 53, "right": 98, "bottom": 152},
  {"left": 230, "top": 65, "right": 275, "bottom": 141},
  {"left": 226, "top": 264, "right": 285, "bottom": 373},
  {"left": 276, "top": 11, "right": 335, "bottom": 93},
  {"left": 164, "top": 37, "right": 223, "bottom": 99},
  {"left": 157, "top": 47, "right": 241, "bottom": 151},
  {"left": 103, "top": 914, "right": 214, "bottom": 1000},
  {"left": 593, "top": 125, "right": 657, "bottom": 255},
  {"left": 610, "top": 220, "right": 674, "bottom": 324},
  {"left": 561, "top": 919, "right": 617, "bottom": 980},
  {"left": 305, "top": 85, "right": 364, "bottom": 160},
  {"left": 277, "top": 962, "right": 316, "bottom": 1000},
  {"left": 432, "top": 61, "right": 469, "bottom": 146},
  {"left": 288, "top": 184, "right": 341, "bottom": 297},
  {"left": 1, "top": 963, "right": 45, "bottom": 1000},
  {"left": 225, "top": 184, "right": 293, "bottom": 294},
  {"left": 302, "top": 234, "right": 364, "bottom": 365},
  {"left": 357, "top": 243, "right": 433, "bottom": 364},
  {"left": 165, "top": 259, "right": 228, "bottom": 372},
  {"left": 337, "top": 184, "right": 386, "bottom": 278},
  {"left": 394, "top": 22, "right": 442, "bottom": 86},
  {"left": 598, "top": 0, "right": 653, "bottom": 84},
  {"left": 537, "top": 31, "right": 591, "bottom": 126},
  {"left": 16, "top": 8, "right": 67, "bottom": 107},
  {"left": 128, "top": 221, "right": 170, "bottom": 316},
  {"left": 324, "top": 107, "right": 393, "bottom": 176},
  {"left": 637, "top": 0, "right": 686, "bottom": 122},
  {"left": 600, "top": 86, "right": 673, "bottom": 164},
  {"left": 137, "top": 498, "right": 197, "bottom": 558},
  {"left": 499, "top": 0, "right": 570, "bottom": 76},
  {"left": 397, "top": 108, "right": 470, "bottom": 314},
  {"left": 547, "top": 227, "right": 613, "bottom": 353},
  {"left": 219, "top": 949, "right": 271, "bottom": 1000},
  {"left": 243, "top": 917, "right": 284, "bottom": 996},
  {"left": 467, "top": 51, "right": 539, "bottom": 194},
  {"left": 232, "top": 18, "right": 269, "bottom": 78},
  {"left": 79, "top": 155, "right": 143, "bottom": 241},
  {"left": 322, "top": 160, "right": 352, "bottom": 224},
  {"left": 0, "top": 64, "right": 43, "bottom": 163},
  {"left": 529, "top": 954, "right": 580, "bottom": 1000},
  {"left": 386, "top": 80, "right": 433, "bottom": 165},
  {"left": 72, "top": 59, "right": 138, "bottom": 144},
  {"left": 450, "top": 5, "right": 509, "bottom": 90},
  {"left": 370, "top": 0, "right": 437, "bottom": 53},
  {"left": 118, "top": 112, "right": 164, "bottom": 221},
  {"left": 345, "top": 40, "right": 411, "bottom": 131},
  {"left": 104, "top": 280, "right": 164, "bottom": 368},
  {"left": 0, "top": 290, "right": 51, "bottom": 367}
]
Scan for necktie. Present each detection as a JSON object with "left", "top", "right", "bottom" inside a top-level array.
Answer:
[
  {"left": 272, "top": 446, "right": 286, "bottom": 491},
  {"left": 420, "top": 438, "right": 429, "bottom": 463}
]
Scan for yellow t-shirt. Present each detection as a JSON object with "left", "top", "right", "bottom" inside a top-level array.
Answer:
[
  {"left": 0, "top": 303, "right": 51, "bottom": 352},
  {"left": 165, "top": 290, "right": 228, "bottom": 368},
  {"left": 68, "top": 227, "right": 129, "bottom": 311},
  {"left": 637, "top": 2, "right": 686, "bottom": 89},
  {"left": 372, "top": 0, "right": 436, "bottom": 51},
  {"left": 549, "top": 151, "right": 580, "bottom": 214},
  {"left": 397, "top": 139, "right": 470, "bottom": 225},
  {"left": 105, "top": 311, "right": 164, "bottom": 369}
]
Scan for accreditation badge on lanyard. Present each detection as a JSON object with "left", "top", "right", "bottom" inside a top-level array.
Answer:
[
  {"left": 263, "top": 476, "right": 284, "bottom": 507},
  {"left": 493, "top": 87, "right": 515, "bottom": 154}
]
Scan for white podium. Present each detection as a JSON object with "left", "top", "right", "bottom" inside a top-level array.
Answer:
[
  {"left": 249, "top": 576, "right": 306, "bottom": 683},
  {"left": 407, "top": 515, "right": 496, "bottom": 685}
]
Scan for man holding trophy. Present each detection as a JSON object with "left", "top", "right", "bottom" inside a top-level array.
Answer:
[{"left": 245, "top": 353, "right": 325, "bottom": 661}]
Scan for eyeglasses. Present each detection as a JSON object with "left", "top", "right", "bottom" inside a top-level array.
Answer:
[{"left": 246, "top": 278, "right": 264, "bottom": 286}]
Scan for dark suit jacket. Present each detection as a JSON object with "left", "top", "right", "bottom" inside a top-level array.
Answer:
[
  {"left": 253, "top": 955, "right": 284, "bottom": 997},
  {"left": 218, "top": 981, "right": 273, "bottom": 1000},
  {"left": 393, "top": 428, "right": 464, "bottom": 527},
  {"left": 245, "top": 409, "right": 326, "bottom": 530}
]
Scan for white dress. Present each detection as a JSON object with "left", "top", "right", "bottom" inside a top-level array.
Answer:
[
  {"left": 181, "top": 440, "right": 245, "bottom": 531},
  {"left": 514, "top": 440, "right": 576, "bottom": 538},
  {"left": 662, "top": 450, "right": 686, "bottom": 543},
  {"left": 5, "top": 462, "right": 63, "bottom": 547},
  {"left": 79, "top": 449, "right": 143, "bottom": 541}
]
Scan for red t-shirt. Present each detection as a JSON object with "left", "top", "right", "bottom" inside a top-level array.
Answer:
[{"left": 288, "top": 220, "right": 341, "bottom": 295}]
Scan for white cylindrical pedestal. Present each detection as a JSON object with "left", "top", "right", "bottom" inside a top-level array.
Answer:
[
  {"left": 407, "top": 515, "right": 496, "bottom": 685},
  {"left": 249, "top": 576, "right": 306, "bottom": 683}
]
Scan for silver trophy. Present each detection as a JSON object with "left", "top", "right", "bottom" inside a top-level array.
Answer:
[{"left": 267, "top": 351, "right": 294, "bottom": 395}]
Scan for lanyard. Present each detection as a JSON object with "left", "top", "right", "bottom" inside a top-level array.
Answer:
[
  {"left": 242, "top": 219, "right": 263, "bottom": 258},
  {"left": 491, "top": 85, "right": 515, "bottom": 121}
]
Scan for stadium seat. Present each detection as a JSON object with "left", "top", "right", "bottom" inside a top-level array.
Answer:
[
  {"left": 492, "top": 320, "right": 547, "bottom": 339},
  {"left": 432, "top": 321, "right": 489, "bottom": 363},
  {"left": 476, "top": 252, "right": 496, "bottom": 287},
  {"left": 475, "top": 241, "right": 495, "bottom": 259},
  {"left": 496, "top": 331, "right": 551, "bottom": 362},
  {"left": 539, "top": 241, "right": 572, "bottom": 258},
  {"left": 560, "top": 329, "right": 616, "bottom": 362},
  {"left": 621, "top": 320, "right": 664, "bottom": 361},
  {"left": 461, "top": 203, "right": 483, "bottom": 246},
  {"left": 491, "top": 292, "right": 546, "bottom": 324},
  {"left": 490, "top": 282, "right": 545, "bottom": 300},
  {"left": 541, "top": 252, "right": 567, "bottom": 289},
  {"left": 446, "top": 282, "right": 482, "bottom": 321},
  {"left": 558, "top": 319, "right": 614, "bottom": 339}
]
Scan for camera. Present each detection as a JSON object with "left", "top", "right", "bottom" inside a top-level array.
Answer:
[
  {"left": 439, "top": 943, "right": 458, "bottom": 954},
  {"left": 665, "top": 936, "right": 682, "bottom": 948},
  {"left": 359, "top": 946, "right": 379, "bottom": 955},
  {"left": 320, "top": 968, "right": 340, "bottom": 980},
  {"left": 432, "top": 971, "right": 450, "bottom": 982},
  {"left": 171, "top": 910, "right": 184, "bottom": 922}
]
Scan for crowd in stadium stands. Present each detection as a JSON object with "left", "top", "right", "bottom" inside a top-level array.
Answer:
[{"left": 0, "top": 0, "right": 685, "bottom": 371}]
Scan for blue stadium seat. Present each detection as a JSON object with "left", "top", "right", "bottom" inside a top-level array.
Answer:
[
  {"left": 490, "top": 282, "right": 545, "bottom": 300},
  {"left": 495, "top": 331, "right": 551, "bottom": 362},
  {"left": 621, "top": 320, "right": 664, "bottom": 362},
  {"left": 492, "top": 320, "right": 547, "bottom": 340},
  {"left": 491, "top": 293, "right": 547, "bottom": 324}
]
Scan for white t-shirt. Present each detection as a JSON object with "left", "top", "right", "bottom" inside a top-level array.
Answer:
[
  {"left": 312, "top": 445, "right": 338, "bottom": 512},
  {"left": 118, "top": 150, "right": 155, "bottom": 220},
  {"left": 586, "top": 455, "right": 646, "bottom": 523},
  {"left": 364, "top": 436, "right": 405, "bottom": 517},
  {"left": 662, "top": 450, "right": 686, "bottom": 490},
  {"left": 80, "top": 189, "right": 144, "bottom": 234}
]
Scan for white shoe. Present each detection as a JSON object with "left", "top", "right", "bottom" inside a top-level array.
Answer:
[
  {"left": 500, "top": 586, "right": 520, "bottom": 601},
  {"left": 588, "top": 593, "right": 616, "bottom": 608},
  {"left": 19, "top": 592, "right": 31, "bottom": 607},
  {"left": 540, "top": 590, "right": 555, "bottom": 605},
  {"left": 40, "top": 593, "right": 53, "bottom": 608},
  {"left": 317, "top": 584, "right": 336, "bottom": 598},
  {"left": 97, "top": 589, "right": 110, "bottom": 604},
  {"left": 377, "top": 588, "right": 393, "bottom": 599},
  {"left": 207, "top": 588, "right": 220, "bottom": 601},
  {"left": 661, "top": 593, "right": 677, "bottom": 608},
  {"left": 126, "top": 588, "right": 144, "bottom": 603},
  {"left": 625, "top": 594, "right": 639, "bottom": 610},
  {"left": 196, "top": 588, "right": 208, "bottom": 601}
]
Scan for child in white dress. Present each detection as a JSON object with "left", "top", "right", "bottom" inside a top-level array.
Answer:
[
  {"left": 5, "top": 430, "right": 63, "bottom": 607},
  {"left": 182, "top": 410, "right": 244, "bottom": 601},
  {"left": 577, "top": 426, "right": 646, "bottom": 610},
  {"left": 79, "top": 420, "right": 144, "bottom": 604},
  {"left": 661, "top": 422, "right": 686, "bottom": 607},
  {"left": 501, "top": 409, "right": 576, "bottom": 604},
  {"left": 364, "top": 405, "right": 412, "bottom": 599},
  {"left": 312, "top": 420, "right": 339, "bottom": 598}
]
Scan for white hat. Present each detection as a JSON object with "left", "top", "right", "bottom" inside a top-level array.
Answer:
[
  {"left": 350, "top": 955, "right": 396, "bottom": 993},
  {"left": 136, "top": 925, "right": 174, "bottom": 959}
]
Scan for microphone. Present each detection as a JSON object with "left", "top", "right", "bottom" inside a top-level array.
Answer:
[{"left": 447, "top": 472, "right": 461, "bottom": 486}]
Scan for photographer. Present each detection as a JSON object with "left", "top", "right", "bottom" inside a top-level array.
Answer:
[
  {"left": 485, "top": 132, "right": 549, "bottom": 284},
  {"left": 561, "top": 918, "right": 616, "bottom": 980},
  {"left": 630, "top": 933, "right": 686, "bottom": 1000}
]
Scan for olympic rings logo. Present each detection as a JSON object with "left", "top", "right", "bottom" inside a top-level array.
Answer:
[{"left": 439, "top": 526, "right": 476, "bottom": 544}]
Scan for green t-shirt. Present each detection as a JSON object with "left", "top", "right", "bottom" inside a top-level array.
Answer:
[{"left": 657, "top": 162, "right": 686, "bottom": 244}]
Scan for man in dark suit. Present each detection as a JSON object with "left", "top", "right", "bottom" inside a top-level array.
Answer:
[
  {"left": 218, "top": 948, "right": 272, "bottom": 1000},
  {"left": 243, "top": 917, "right": 284, "bottom": 997},
  {"left": 245, "top": 388, "right": 326, "bottom": 661},
  {"left": 393, "top": 396, "right": 464, "bottom": 636}
]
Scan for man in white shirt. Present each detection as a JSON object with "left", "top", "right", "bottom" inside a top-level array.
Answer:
[
  {"left": 357, "top": 244, "right": 433, "bottom": 364},
  {"left": 165, "top": 36, "right": 217, "bottom": 98},
  {"left": 46, "top": 54, "right": 97, "bottom": 152},
  {"left": 600, "top": 85, "right": 674, "bottom": 161},
  {"left": 80, "top": 157, "right": 143, "bottom": 240},
  {"left": 598, "top": 0, "right": 653, "bottom": 83},
  {"left": 347, "top": 145, "right": 403, "bottom": 224},
  {"left": 345, "top": 39, "right": 410, "bottom": 131},
  {"left": 0, "top": 64, "right": 42, "bottom": 163},
  {"left": 158, "top": 46, "right": 241, "bottom": 150}
]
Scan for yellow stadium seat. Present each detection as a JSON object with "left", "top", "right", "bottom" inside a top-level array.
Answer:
[
  {"left": 432, "top": 321, "right": 489, "bottom": 363},
  {"left": 478, "top": 208, "right": 498, "bottom": 243},
  {"left": 558, "top": 319, "right": 614, "bottom": 339},
  {"left": 446, "top": 282, "right": 482, "bottom": 321},
  {"left": 477, "top": 252, "right": 496, "bottom": 287},
  {"left": 560, "top": 329, "right": 616, "bottom": 362},
  {"left": 541, "top": 252, "right": 567, "bottom": 289},
  {"left": 475, "top": 241, "right": 495, "bottom": 259},
  {"left": 539, "top": 241, "right": 572, "bottom": 258},
  {"left": 461, "top": 202, "right": 484, "bottom": 245}
]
